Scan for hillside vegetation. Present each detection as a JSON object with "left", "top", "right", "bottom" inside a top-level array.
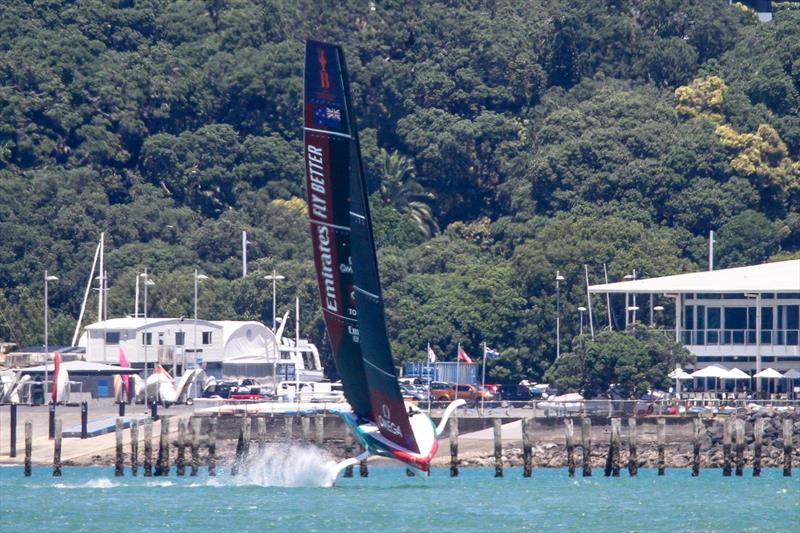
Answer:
[{"left": 1, "top": 1, "right": 798, "bottom": 386}]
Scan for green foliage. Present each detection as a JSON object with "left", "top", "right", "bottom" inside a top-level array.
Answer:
[{"left": 0, "top": 0, "right": 796, "bottom": 388}]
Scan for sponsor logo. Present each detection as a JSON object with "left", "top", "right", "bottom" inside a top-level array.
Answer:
[
  {"left": 306, "top": 144, "right": 337, "bottom": 313},
  {"left": 339, "top": 258, "right": 353, "bottom": 274},
  {"left": 317, "top": 47, "right": 331, "bottom": 89},
  {"left": 378, "top": 404, "right": 403, "bottom": 437},
  {"left": 313, "top": 105, "right": 342, "bottom": 128}
]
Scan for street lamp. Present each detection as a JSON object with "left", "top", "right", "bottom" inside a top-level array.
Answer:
[
  {"left": 193, "top": 269, "right": 209, "bottom": 376},
  {"left": 140, "top": 271, "right": 155, "bottom": 408},
  {"left": 626, "top": 306, "right": 640, "bottom": 328},
  {"left": 624, "top": 270, "right": 637, "bottom": 325},
  {"left": 653, "top": 305, "right": 665, "bottom": 328},
  {"left": 578, "top": 306, "right": 587, "bottom": 336},
  {"left": 555, "top": 271, "right": 565, "bottom": 359},
  {"left": 264, "top": 270, "right": 286, "bottom": 331},
  {"left": 43, "top": 271, "right": 58, "bottom": 400}
]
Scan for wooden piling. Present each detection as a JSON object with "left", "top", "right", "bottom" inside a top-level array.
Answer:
[
  {"left": 581, "top": 417, "right": 591, "bottom": 477},
  {"left": 692, "top": 417, "right": 702, "bottom": 477},
  {"left": 115, "top": 418, "right": 124, "bottom": 477},
  {"left": 143, "top": 419, "right": 153, "bottom": 477},
  {"left": 627, "top": 417, "right": 637, "bottom": 477},
  {"left": 208, "top": 416, "right": 217, "bottom": 476},
  {"left": 9, "top": 404, "right": 17, "bottom": 458},
  {"left": 190, "top": 418, "right": 199, "bottom": 477},
  {"left": 301, "top": 416, "right": 310, "bottom": 442},
  {"left": 155, "top": 416, "right": 170, "bottom": 476},
  {"left": 257, "top": 417, "right": 267, "bottom": 453},
  {"left": 657, "top": 418, "right": 665, "bottom": 476},
  {"left": 734, "top": 418, "right": 744, "bottom": 477},
  {"left": 315, "top": 415, "right": 324, "bottom": 446},
  {"left": 722, "top": 418, "right": 732, "bottom": 476},
  {"left": 359, "top": 443, "right": 368, "bottom": 478},
  {"left": 753, "top": 417, "right": 763, "bottom": 477},
  {"left": 343, "top": 430, "right": 354, "bottom": 478},
  {"left": 521, "top": 417, "right": 533, "bottom": 478},
  {"left": 53, "top": 418, "right": 62, "bottom": 477},
  {"left": 611, "top": 418, "right": 621, "bottom": 477},
  {"left": 130, "top": 419, "right": 139, "bottom": 476},
  {"left": 565, "top": 418, "right": 575, "bottom": 477},
  {"left": 24, "top": 420, "right": 32, "bottom": 477},
  {"left": 493, "top": 418, "right": 503, "bottom": 478},
  {"left": 449, "top": 416, "right": 459, "bottom": 477},
  {"left": 285, "top": 416, "right": 293, "bottom": 441},
  {"left": 783, "top": 418, "right": 792, "bottom": 477},
  {"left": 176, "top": 419, "right": 186, "bottom": 476},
  {"left": 232, "top": 416, "right": 251, "bottom": 476}
]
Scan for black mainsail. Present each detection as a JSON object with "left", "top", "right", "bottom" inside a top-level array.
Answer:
[{"left": 303, "top": 40, "right": 418, "bottom": 452}]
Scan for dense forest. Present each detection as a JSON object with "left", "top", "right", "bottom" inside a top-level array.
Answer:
[{"left": 1, "top": 1, "right": 799, "bottom": 392}]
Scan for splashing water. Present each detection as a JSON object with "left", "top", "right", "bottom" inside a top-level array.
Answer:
[
  {"left": 53, "top": 478, "right": 119, "bottom": 490},
  {"left": 232, "top": 443, "right": 339, "bottom": 488}
]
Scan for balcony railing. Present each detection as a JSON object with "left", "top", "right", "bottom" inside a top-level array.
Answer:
[{"left": 682, "top": 328, "right": 800, "bottom": 346}]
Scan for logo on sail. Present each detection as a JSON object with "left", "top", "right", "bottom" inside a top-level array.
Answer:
[
  {"left": 378, "top": 404, "right": 403, "bottom": 437},
  {"left": 317, "top": 47, "right": 331, "bottom": 89}
]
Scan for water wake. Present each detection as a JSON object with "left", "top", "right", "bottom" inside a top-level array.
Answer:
[
  {"left": 54, "top": 478, "right": 118, "bottom": 489},
  {"left": 231, "top": 443, "right": 338, "bottom": 488}
]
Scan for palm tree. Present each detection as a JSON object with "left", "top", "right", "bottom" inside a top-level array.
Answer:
[{"left": 378, "top": 149, "right": 440, "bottom": 238}]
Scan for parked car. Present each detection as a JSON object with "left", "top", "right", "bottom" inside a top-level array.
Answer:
[
  {"left": 429, "top": 382, "right": 492, "bottom": 405},
  {"left": 400, "top": 383, "right": 427, "bottom": 402},
  {"left": 201, "top": 381, "right": 237, "bottom": 399},
  {"left": 497, "top": 384, "right": 544, "bottom": 402}
]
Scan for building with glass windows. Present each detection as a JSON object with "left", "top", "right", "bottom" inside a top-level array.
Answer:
[{"left": 589, "top": 260, "right": 800, "bottom": 375}]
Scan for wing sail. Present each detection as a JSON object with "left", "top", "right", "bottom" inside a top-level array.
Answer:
[{"left": 303, "top": 40, "right": 371, "bottom": 420}]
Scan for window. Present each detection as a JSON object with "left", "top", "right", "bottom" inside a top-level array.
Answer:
[
  {"left": 202, "top": 331, "right": 212, "bottom": 345},
  {"left": 105, "top": 331, "right": 120, "bottom": 344},
  {"left": 142, "top": 332, "right": 152, "bottom": 346},
  {"left": 175, "top": 331, "right": 185, "bottom": 346}
]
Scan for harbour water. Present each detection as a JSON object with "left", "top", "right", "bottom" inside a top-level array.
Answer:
[{"left": 2, "top": 447, "right": 798, "bottom": 533}]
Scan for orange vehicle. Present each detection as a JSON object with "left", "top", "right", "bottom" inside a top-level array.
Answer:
[{"left": 430, "top": 382, "right": 492, "bottom": 405}]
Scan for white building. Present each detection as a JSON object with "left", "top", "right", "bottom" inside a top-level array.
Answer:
[
  {"left": 80, "top": 317, "right": 280, "bottom": 377},
  {"left": 589, "top": 260, "right": 800, "bottom": 374}
]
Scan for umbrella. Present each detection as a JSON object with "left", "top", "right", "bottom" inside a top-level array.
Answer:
[
  {"left": 754, "top": 367, "right": 783, "bottom": 395},
  {"left": 725, "top": 368, "right": 750, "bottom": 380},
  {"left": 669, "top": 368, "right": 693, "bottom": 380},
  {"left": 781, "top": 369, "right": 800, "bottom": 379},
  {"left": 691, "top": 364, "right": 730, "bottom": 396}
]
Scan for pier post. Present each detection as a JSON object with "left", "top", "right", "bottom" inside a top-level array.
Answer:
[
  {"left": 315, "top": 415, "right": 324, "bottom": 446},
  {"left": 53, "top": 418, "right": 62, "bottom": 477},
  {"left": 176, "top": 418, "right": 186, "bottom": 476},
  {"left": 190, "top": 418, "right": 199, "bottom": 477},
  {"left": 753, "top": 417, "right": 763, "bottom": 477},
  {"left": 143, "top": 419, "right": 153, "bottom": 476},
  {"left": 155, "top": 416, "right": 170, "bottom": 476},
  {"left": 257, "top": 417, "right": 267, "bottom": 454},
  {"left": 581, "top": 417, "right": 591, "bottom": 477},
  {"left": 150, "top": 401, "right": 158, "bottom": 421},
  {"left": 115, "top": 418, "right": 124, "bottom": 477},
  {"left": 208, "top": 416, "right": 217, "bottom": 476},
  {"left": 522, "top": 417, "right": 533, "bottom": 478},
  {"left": 627, "top": 417, "right": 637, "bottom": 477},
  {"left": 722, "top": 418, "right": 732, "bottom": 476},
  {"left": 734, "top": 418, "right": 744, "bottom": 477},
  {"left": 301, "top": 416, "right": 310, "bottom": 442},
  {"left": 9, "top": 404, "right": 17, "bottom": 458},
  {"left": 657, "top": 418, "right": 665, "bottom": 476},
  {"left": 449, "top": 416, "right": 459, "bottom": 477},
  {"left": 285, "top": 416, "right": 293, "bottom": 441},
  {"left": 118, "top": 400, "right": 125, "bottom": 417},
  {"left": 359, "top": 444, "right": 368, "bottom": 478},
  {"left": 130, "top": 419, "right": 139, "bottom": 476},
  {"left": 48, "top": 400, "right": 55, "bottom": 440},
  {"left": 80, "top": 401, "right": 88, "bottom": 439},
  {"left": 493, "top": 418, "right": 503, "bottom": 478},
  {"left": 232, "top": 416, "right": 251, "bottom": 476},
  {"left": 783, "top": 418, "right": 792, "bottom": 477},
  {"left": 564, "top": 418, "right": 575, "bottom": 477},
  {"left": 343, "top": 430, "right": 354, "bottom": 478},
  {"left": 24, "top": 420, "right": 32, "bottom": 477},
  {"left": 691, "top": 417, "right": 702, "bottom": 477},
  {"left": 612, "top": 418, "right": 621, "bottom": 476}
]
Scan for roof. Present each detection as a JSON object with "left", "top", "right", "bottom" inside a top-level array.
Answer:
[
  {"left": 17, "top": 361, "right": 140, "bottom": 375},
  {"left": 84, "top": 317, "right": 220, "bottom": 330},
  {"left": 588, "top": 260, "right": 800, "bottom": 294}
]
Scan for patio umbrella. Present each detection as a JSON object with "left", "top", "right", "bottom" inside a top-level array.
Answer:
[
  {"left": 669, "top": 368, "right": 692, "bottom": 396},
  {"left": 725, "top": 368, "right": 751, "bottom": 395},
  {"left": 691, "top": 364, "right": 730, "bottom": 396},
  {"left": 754, "top": 368, "right": 784, "bottom": 395},
  {"left": 783, "top": 369, "right": 800, "bottom": 399}
]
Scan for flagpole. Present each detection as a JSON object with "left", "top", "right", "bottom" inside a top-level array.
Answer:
[
  {"left": 481, "top": 343, "right": 487, "bottom": 415},
  {"left": 427, "top": 343, "right": 432, "bottom": 416},
  {"left": 455, "top": 343, "right": 460, "bottom": 404}
]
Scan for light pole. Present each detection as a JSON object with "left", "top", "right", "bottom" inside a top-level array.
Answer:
[
  {"left": 43, "top": 271, "right": 58, "bottom": 400},
  {"left": 578, "top": 306, "right": 587, "bottom": 336},
  {"left": 264, "top": 270, "right": 285, "bottom": 331},
  {"left": 555, "top": 271, "right": 565, "bottom": 359},
  {"left": 624, "top": 270, "right": 637, "bottom": 324},
  {"left": 653, "top": 305, "right": 665, "bottom": 328},
  {"left": 140, "top": 270, "right": 155, "bottom": 408},
  {"left": 193, "top": 269, "right": 209, "bottom": 376}
]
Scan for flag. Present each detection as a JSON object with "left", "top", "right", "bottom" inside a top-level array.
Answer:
[
  {"left": 484, "top": 346, "right": 500, "bottom": 359},
  {"left": 51, "top": 351, "right": 61, "bottom": 403},
  {"left": 427, "top": 343, "right": 437, "bottom": 363},
  {"left": 457, "top": 346, "right": 473, "bottom": 364},
  {"left": 118, "top": 347, "right": 130, "bottom": 393}
]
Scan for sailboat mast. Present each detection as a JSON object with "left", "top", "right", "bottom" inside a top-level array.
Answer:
[
  {"left": 71, "top": 239, "right": 101, "bottom": 346},
  {"left": 97, "top": 232, "right": 104, "bottom": 322}
]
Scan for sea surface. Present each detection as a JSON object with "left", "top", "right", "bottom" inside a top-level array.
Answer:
[{"left": 1, "top": 445, "right": 798, "bottom": 532}]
